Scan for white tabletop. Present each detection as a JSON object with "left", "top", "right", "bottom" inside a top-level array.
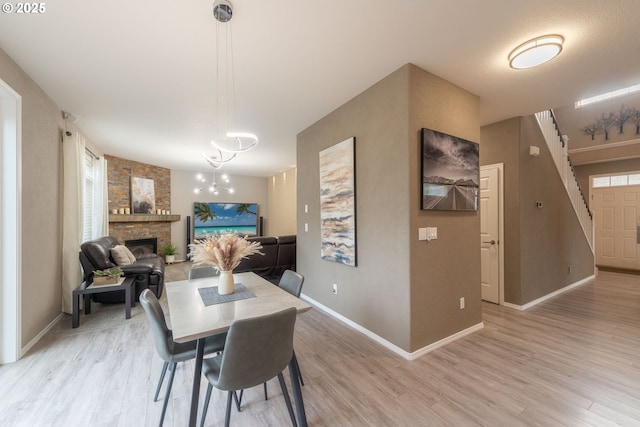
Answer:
[{"left": 166, "top": 271, "right": 311, "bottom": 343}]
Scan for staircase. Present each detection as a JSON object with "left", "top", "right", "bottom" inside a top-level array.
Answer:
[{"left": 535, "top": 110, "right": 594, "bottom": 251}]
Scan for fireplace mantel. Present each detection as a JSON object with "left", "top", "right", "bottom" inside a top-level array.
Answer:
[{"left": 109, "top": 214, "right": 181, "bottom": 223}]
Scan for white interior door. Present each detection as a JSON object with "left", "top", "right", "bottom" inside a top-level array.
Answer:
[
  {"left": 480, "top": 165, "right": 501, "bottom": 304},
  {"left": 593, "top": 185, "right": 640, "bottom": 270}
]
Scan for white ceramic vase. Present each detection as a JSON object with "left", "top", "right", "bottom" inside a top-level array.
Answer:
[{"left": 218, "top": 270, "right": 235, "bottom": 295}]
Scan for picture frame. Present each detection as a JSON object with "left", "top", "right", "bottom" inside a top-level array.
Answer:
[
  {"left": 319, "top": 137, "right": 357, "bottom": 266},
  {"left": 130, "top": 176, "right": 156, "bottom": 214},
  {"left": 421, "top": 128, "right": 479, "bottom": 211}
]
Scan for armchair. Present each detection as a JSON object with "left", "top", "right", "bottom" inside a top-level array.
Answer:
[{"left": 79, "top": 236, "right": 165, "bottom": 303}]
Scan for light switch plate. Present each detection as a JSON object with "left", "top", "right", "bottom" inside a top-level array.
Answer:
[
  {"left": 426, "top": 227, "right": 438, "bottom": 240},
  {"left": 418, "top": 228, "right": 427, "bottom": 241}
]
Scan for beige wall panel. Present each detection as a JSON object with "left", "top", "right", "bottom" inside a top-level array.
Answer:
[
  {"left": 0, "top": 47, "right": 64, "bottom": 347},
  {"left": 297, "top": 65, "right": 412, "bottom": 350},
  {"left": 407, "top": 65, "right": 481, "bottom": 349},
  {"left": 518, "top": 116, "right": 594, "bottom": 304},
  {"left": 479, "top": 118, "right": 522, "bottom": 303},
  {"left": 267, "top": 168, "right": 297, "bottom": 237}
]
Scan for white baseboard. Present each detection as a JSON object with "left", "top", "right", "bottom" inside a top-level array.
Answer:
[
  {"left": 301, "top": 294, "right": 484, "bottom": 360},
  {"left": 502, "top": 275, "right": 595, "bottom": 311},
  {"left": 20, "top": 312, "right": 64, "bottom": 358}
]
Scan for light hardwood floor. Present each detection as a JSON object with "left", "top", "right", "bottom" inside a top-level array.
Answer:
[{"left": 1, "top": 270, "right": 640, "bottom": 426}]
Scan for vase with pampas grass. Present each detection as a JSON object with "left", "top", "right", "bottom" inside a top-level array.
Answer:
[{"left": 189, "top": 234, "right": 263, "bottom": 295}]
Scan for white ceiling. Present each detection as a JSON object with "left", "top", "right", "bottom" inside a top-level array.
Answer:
[{"left": 1, "top": 0, "right": 639, "bottom": 177}]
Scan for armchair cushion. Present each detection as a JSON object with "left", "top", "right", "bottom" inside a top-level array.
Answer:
[{"left": 111, "top": 245, "right": 136, "bottom": 265}]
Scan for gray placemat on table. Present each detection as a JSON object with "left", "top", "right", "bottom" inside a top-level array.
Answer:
[{"left": 198, "top": 283, "right": 256, "bottom": 306}]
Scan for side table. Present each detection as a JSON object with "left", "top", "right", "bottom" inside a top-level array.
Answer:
[{"left": 72, "top": 277, "right": 135, "bottom": 328}]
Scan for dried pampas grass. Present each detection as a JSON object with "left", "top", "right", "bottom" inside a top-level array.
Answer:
[{"left": 189, "top": 234, "right": 263, "bottom": 271}]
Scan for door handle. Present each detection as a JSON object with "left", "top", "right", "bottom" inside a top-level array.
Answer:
[{"left": 483, "top": 240, "right": 496, "bottom": 245}]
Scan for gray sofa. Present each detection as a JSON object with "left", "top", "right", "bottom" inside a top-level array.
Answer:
[{"left": 79, "top": 236, "right": 165, "bottom": 303}]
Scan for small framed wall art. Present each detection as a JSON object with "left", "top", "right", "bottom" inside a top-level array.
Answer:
[
  {"left": 131, "top": 176, "right": 156, "bottom": 214},
  {"left": 421, "top": 128, "right": 479, "bottom": 211}
]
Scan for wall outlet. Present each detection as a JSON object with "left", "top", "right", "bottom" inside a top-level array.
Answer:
[
  {"left": 331, "top": 283, "right": 338, "bottom": 294},
  {"left": 459, "top": 297, "right": 465, "bottom": 310}
]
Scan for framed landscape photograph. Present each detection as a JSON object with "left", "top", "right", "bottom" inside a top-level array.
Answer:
[
  {"left": 319, "top": 137, "right": 357, "bottom": 266},
  {"left": 131, "top": 176, "right": 156, "bottom": 214},
  {"left": 421, "top": 128, "right": 479, "bottom": 211}
]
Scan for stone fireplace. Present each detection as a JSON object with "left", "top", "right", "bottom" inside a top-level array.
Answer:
[{"left": 106, "top": 155, "right": 179, "bottom": 254}]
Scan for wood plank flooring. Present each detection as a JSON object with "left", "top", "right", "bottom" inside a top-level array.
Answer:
[{"left": 1, "top": 270, "right": 640, "bottom": 426}]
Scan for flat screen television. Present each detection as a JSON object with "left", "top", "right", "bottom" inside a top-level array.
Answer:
[{"left": 193, "top": 202, "right": 259, "bottom": 239}]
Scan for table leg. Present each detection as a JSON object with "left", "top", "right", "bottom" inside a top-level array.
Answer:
[
  {"left": 72, "top": 292, "right": 80, "bottom": 328},
  {"left": 84, "top": 294, "right": 92, "bottom": 314},
  {"left": 288, "top": 355, "right": 308, "bottom": 427},
  {"left": 188, "top": 338, "right": 205, "bottom": 427},
  {"left": 124, "top": 282, "right": 131, "bottom": 319}
]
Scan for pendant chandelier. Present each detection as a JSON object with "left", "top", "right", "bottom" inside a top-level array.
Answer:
[
  {"left": 205, "top": 0, "right": 258, "bottom": 167},
  {"left": 194, "top": 170, "right": 234, "bottom": 195}
]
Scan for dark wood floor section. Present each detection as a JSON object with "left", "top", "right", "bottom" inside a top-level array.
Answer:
[{"left": 1, "top": 270, "right": 639, "bottom": 426}]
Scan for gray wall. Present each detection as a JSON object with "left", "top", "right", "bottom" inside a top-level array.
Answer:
[
  {"left": 481, "top": 116, "right": 594, "bottom": 306},
  {"left": 297, "top": 64, "right": 481, "bottom": 352},
  {"left": 0, "top": 48, "right": 64, "bottom": 347}
]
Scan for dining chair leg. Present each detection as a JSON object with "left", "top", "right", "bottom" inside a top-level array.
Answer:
[
  {"left": 224, "top": 390, "right": 233, "bottom": 427},
  {"left": 277, "top": 373, "right": 298, "bottom": 427},
  {"left": 233, "top": 390, "right": 242, "bottom": 411},
  {"left": 159, "top": 362, "right": 177, "bottom": 427},
  {"left": 293, "top": 351, "right": 304, "bottom": 386},
  {"left": 154, "top": 362, "right": 169, "bottom": 402},
  {"left": 264, "top": 382, "right": 269, "bottom": 400},
  {"left": 199, "top": 384, "right": 213, "bottom": 427}
]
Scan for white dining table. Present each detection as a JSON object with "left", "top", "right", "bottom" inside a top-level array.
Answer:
[{"left": 166, "top": 271, "right": 311, "bottom": 427}]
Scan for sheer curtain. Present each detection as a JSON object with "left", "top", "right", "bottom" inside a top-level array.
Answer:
[
  {"left": 61, "top": 131, "right": 84, "bottom": 313},
  {"left": 87, "top": 155, "right": 109, "bottom": 241},
  {"left": 90, "top": 156, "right": 109, "bottom": 239}
]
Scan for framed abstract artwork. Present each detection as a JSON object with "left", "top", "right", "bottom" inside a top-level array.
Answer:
[
  {"left": 421, "top": 128, "right": 479, "bottom": 211},
  {"left": 131, "top": 176, "right": 156, "bottom": 214},
  {"left": 319, "top": 137, "right": 357, "bottom": 266}
]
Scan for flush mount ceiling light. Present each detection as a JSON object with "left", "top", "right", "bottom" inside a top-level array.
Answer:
[{"left": 508, "top": 35, "right": 564, "bottom": 69}]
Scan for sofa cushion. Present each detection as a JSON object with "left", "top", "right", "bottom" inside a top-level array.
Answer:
[{"left": 111, "top": 245, "right": 136, "bottom": 265}]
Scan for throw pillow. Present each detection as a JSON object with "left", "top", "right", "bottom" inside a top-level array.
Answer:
[
  {"left": 123, "top": 245, "right": 137, "bottom": 264},
  {"left": 111, "top": 245, "right": 133, "bottom": 266}
]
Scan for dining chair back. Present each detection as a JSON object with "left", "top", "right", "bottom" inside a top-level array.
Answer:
[
  {"left": 199, "top": 307, "right": 298, "bottom": 427},
  {"left": 139, "top": 289, "right": 225, "bottom": 427},
  {"left": 278, "top": 270, "right": 304, "bottom": 298},
  {"left": 188, "top": 266, "right": 218, "bottom": 280}
]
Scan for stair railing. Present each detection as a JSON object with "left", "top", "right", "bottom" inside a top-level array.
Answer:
[{"left": 535, "top": 110, "right": 594, "bottom": 251}]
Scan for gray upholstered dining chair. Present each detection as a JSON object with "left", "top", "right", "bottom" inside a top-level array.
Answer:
[
  {"left": 188, "top": 265, "right": 219, "bottom": 280},
  {"left": 139, "top": 289, "right": 226, "bottom": 427},
  {"left": 236, "top": 270, "right": 306, "bottom": 408},
  {"left": 199, "top": 307, "right": 298, "bottom": 427}
]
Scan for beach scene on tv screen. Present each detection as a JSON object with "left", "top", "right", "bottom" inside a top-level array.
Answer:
[{"left": 193, "top": 202, "right": 258, "bottom": 239}]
